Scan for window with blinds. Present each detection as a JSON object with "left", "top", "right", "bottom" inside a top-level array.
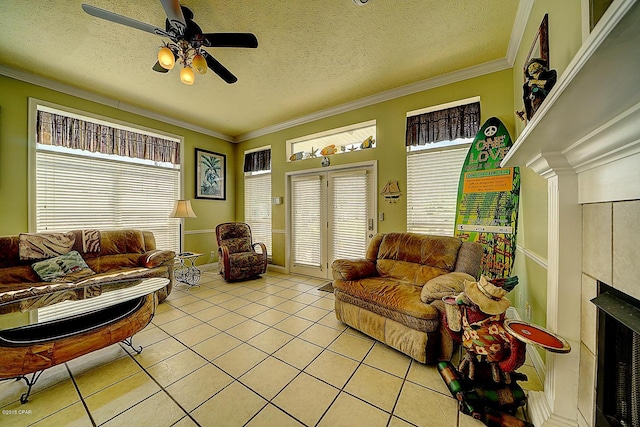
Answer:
[
  {"left": 406, "top": 144, "right": 469, "bottom": 236},
  {"left": 291, "top": 175, "right": 323, "bottom": 267},
  {"left": 329, "top": 171, "right": 370, "bottom": 262},
  {"left": 33, "top": 105, "right": 181, "bottom": 252},
  {"left": 244, "top": 173, "right": 272, "bottom": 257}
]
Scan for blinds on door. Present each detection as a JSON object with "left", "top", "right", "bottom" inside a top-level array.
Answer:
[
  {"left": 244, "top": 173, "right": 272, "bottom": 256},
  {"left": 329, "top": 170, "right": 370, "bottom": 262},
  {"left": 406, "top": 145, "right": 468, "bottom": 236},
  {"left": 291, "top": 175, "right": 323, "bottom": 267},
  {"left": 35, "top": 149, "right": 181, "bottom": 251}
]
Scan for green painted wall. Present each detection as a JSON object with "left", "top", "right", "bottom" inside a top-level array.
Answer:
[
  {"left": 236, "top": 69, "right": 515, "bottom": 268},
  {"left": 0, "top": 75, "right": 235, "bottom": 263},
  {"left": 509, "top": 0, "right": 583, "bottom": 360}
]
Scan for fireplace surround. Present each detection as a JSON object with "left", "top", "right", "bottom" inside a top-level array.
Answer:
[{"left": 502, "top": 1, "right": 640, "bottom": 425}]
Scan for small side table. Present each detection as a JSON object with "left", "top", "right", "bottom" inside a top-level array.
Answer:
[{"left": 174, "top": 252, "right": 202, "bottom": 288}]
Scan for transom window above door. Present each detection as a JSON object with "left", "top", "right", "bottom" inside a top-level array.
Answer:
[{"left": 286, "top": 120, "right": 376, "bottom": 162}]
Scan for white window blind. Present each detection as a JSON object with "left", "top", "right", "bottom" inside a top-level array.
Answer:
[
  {"left": 244, "top": 173, "right": 272, "bottom": 256},
  {"left": 406, "top": 145, "right": 468, "bottom": 236},
  {"left": 291, "top": 175, "right": 322, "bottom": 267},
  {"left": 36, "top": 149, "right": 180, "bottom": 251},
  {"left": 329, "top": 170, "right": 369, "bottom": 262}
]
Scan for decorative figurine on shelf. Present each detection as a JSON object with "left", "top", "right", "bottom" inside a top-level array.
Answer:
[
  {"left": 522, "top": 58, "right": 557, "bottom": 121},
  {"left": 360, "top": 135, "right": 375, "bottom": 149},
  {"left": 320, "top": 144, "right": 338, "bottom": 156}
]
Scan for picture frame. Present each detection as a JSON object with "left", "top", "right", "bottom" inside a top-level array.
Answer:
[
  {"left": 195, "top": 148, "right": 226, "bottom": 200},
  {"left": 519, "top": 13, "right": 555, "bottom": 122},
  {"left": 524, "top": 14, "right": 549, "bottom": 76}
]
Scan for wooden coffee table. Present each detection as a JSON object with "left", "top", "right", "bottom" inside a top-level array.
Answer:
[{"left": 0, "top": 277, "right": 168, "bottom": 403}]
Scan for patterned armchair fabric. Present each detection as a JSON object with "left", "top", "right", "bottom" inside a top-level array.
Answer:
[{"left": 215, "top": 222, "right": 268, "bottom": 281}]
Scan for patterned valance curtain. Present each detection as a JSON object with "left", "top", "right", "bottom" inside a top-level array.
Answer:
[
  {"left": 244, "top": 148, "right": 271, "bottom": 173},
  {"left": 406, "top": 102, "right": 480, "bottom": 146},
  {"left": 37, "top": 110, "right": 180, "bottom": 165}
]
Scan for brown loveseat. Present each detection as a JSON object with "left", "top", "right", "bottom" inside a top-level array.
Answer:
[
  {"left": 0, "top": 229, "right": 175, "bottom": 305},
  {"left": 331, "top": 232, "right": 482, "bottom": 364}
]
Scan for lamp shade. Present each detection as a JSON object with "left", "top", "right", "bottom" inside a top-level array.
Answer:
[
  {"left": 158, "top": 47, "right": 175, "bottom": 70},
  {"left": 170, "top": 200, "right": 197, "bottom": 218},
  {"left": 180, "top": 67, "right": 195, "bottom": 85},
  {"left": 192, "top": 54, "right": 207, "bottom": 74}
]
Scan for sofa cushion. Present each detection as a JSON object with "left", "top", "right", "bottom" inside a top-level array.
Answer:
[
  {"left": 378, "top": 233, "right": 462, "bottom": 268},
  {"left": 420, "top": 272, "right": 475, "bottom": 303},
  {"left": 31, "top": 251, "right": 95, "bottom": 282},
  {"left": 376, "top": 260, "right": 449, "bottom": 286},
  {"left": 375, "top": 233, "right": 463, "bottom": 283},
  {"left": 333, "top": 278, "right": 439, "bottom": 322},
  {"left": 100, "top": 230, "right": 146, "bottom": 255}
]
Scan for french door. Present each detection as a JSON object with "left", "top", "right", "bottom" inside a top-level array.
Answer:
[{"left": 288, "top": 164, "right": 376, "bottom": 279}]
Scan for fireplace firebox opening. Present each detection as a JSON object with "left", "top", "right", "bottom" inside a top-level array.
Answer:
[{"left": 591, "top": 282, "right": 640, "bottom": 427}]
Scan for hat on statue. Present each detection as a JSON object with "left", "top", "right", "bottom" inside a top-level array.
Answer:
[{"left": 464, "top": 275, "right": 511, "bottom": 315}]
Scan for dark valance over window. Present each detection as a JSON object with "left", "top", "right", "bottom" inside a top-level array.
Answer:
[
  {"left": 406, "top": 102, "right": 480, "bottom": 146},
  {"left": 37, "top": 110, "right": 180, "bottom": 165},
  {"left": 244, "top": 148, "right": 271, "bottom": 173}
]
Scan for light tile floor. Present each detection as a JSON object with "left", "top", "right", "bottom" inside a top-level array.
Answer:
[{"left": 0, "top": 270, "right": 541, "bottom": 426}]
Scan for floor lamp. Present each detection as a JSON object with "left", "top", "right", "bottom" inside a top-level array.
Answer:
[{"left": 170, "top": 199, "right": 197, "bottom": 254}]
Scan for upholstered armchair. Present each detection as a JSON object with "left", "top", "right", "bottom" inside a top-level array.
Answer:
[{"left": 215, "top": 222, "right": 267, "bottom": 281}]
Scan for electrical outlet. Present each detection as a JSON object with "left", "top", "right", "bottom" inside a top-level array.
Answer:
[
  {"left": 525, "top": 302, "right": 532, "bottom": 321},
  {"left": 210, "top": 251, "right": 215, "bottom": 259}
]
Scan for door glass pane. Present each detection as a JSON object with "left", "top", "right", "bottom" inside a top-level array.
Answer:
[
  {"left": 291, "top": 175, "right": 322, "bottom": 267},
  {"left": 330, "top": 170, "right": 370, "bottom": 263}
]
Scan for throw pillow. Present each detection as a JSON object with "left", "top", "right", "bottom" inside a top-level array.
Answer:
[
  {"left": 19, "top": 232, "right": 75, "bottom": 260},
  {"left": 32, "top": 250, "right": 96, "bottom": 282},
  {"left": 420, "top": 272, "right": 475, "bottom": 303}
]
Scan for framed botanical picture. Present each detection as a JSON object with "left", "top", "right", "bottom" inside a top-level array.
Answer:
[{"left": 195, "top": 148, "right": 226, "bottom": 200}]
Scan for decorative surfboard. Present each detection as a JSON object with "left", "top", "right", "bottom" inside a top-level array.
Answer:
[{"left": 453, "top": 117, "right": 520, "bottom": 279}]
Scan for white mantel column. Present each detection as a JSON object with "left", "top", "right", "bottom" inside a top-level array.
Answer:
[{"left": 527, "top": 153, "right": 582, "bottom": 427}]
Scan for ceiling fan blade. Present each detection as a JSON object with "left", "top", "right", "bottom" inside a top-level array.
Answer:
[
  {"left": 152, "top": 62, "right": 170, "bottom": 73},
  {"left": 203, "top": 52, "right": 238, "bottom": 84},
  {"left": 202, "top": 33, "right": 258, "bottom": 48},
  {"left": 159, "top": 0, "right": 186, "bottom": 33},
  {"left": 81, "top": 4, "right": 169, "bottom": 37}
]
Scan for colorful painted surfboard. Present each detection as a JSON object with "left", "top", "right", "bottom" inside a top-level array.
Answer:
[{"left": 453, "top": 117, "right": 520, "bottom": 279}]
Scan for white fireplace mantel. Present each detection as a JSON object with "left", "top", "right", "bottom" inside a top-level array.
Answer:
[
  {"left": 502, "top": 1, "right": 640, "bottom": 426},
  {"left": 503, "top": 0, "right": 640, "bottom": 183}
]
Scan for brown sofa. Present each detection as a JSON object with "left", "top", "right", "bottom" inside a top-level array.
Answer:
[
  {"left": 0, "top": 229, "right": 175, "bottom": 306},
  {"left": 331, "top": 232, "right": 482, "bottom": 364}
]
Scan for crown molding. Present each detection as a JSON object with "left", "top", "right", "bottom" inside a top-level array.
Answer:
[
  {"left": 0, "top": 64, "right": 234, "bottom": 142},
  {"left": 2, "top": 0, "right": 533, "bottom": 145},
  {"left": 506, "top": 0, "right": 534, "bottom": 66},
  {"left": 235, "top": 57, "right": 512, "bottom": 142}
]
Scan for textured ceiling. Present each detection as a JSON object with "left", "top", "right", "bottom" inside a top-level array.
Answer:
[{"left": 0, "top": 1, "right": 520, "bottom": 139}]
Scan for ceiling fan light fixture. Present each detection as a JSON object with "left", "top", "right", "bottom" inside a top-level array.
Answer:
[
  {"left": 158, "top": 46, "right": 175, "bottom": 70},
  {"left": 192, "top": 54, "right": 207, "bottom": 74},
  {"left": 180, "top": 66, "right": 195, "bottom": 85}
]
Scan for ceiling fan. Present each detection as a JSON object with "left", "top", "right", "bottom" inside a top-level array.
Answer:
[{"left": 81, "top": 0, "right": 258, "bottom": 84}]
